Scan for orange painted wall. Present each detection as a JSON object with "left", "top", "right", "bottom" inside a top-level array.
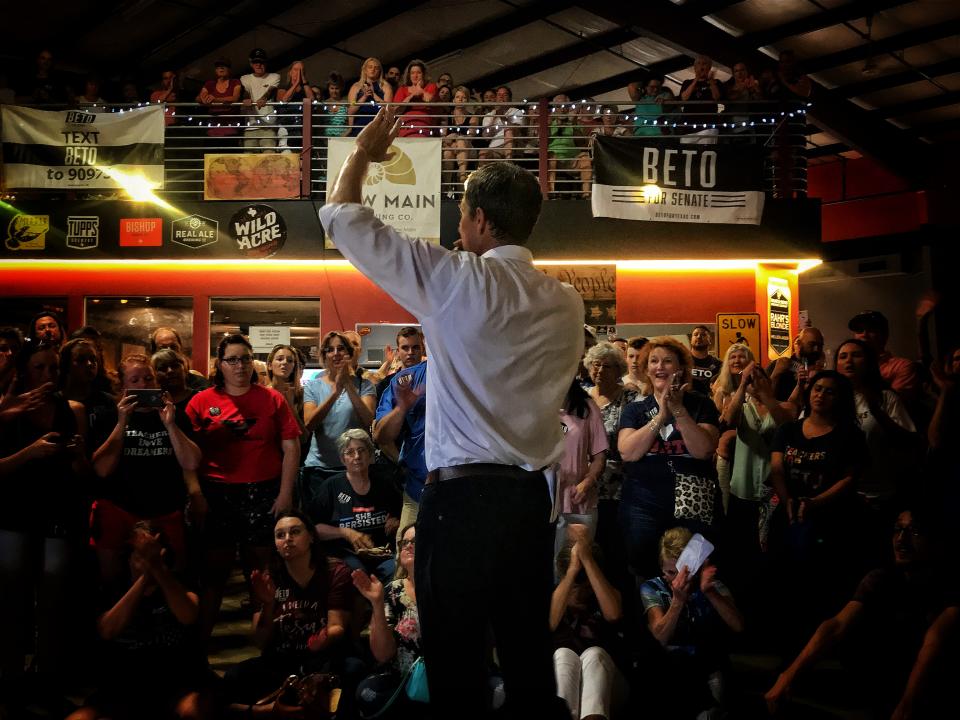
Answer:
[{"left": 3, "top": 263, "right": 787, "bottom": 368}]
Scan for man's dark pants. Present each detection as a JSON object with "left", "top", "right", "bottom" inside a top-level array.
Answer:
[{"left": 415, "top": 469, "right": 568, "bottom": 719}]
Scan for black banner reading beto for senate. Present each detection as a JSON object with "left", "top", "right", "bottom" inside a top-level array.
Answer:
[{"left": 591, "top": 136, "right": 765, "bottom": 225}]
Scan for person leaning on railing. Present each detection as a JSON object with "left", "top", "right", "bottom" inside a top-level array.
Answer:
[
  {"left": 348, "top": 57, "right": 394, "bottom": 137},
  {"left": 393, "top": 59, "right": 437, "bottom": 137},
  {"left": 197, "top": 57, "right": 242, "bottom": 140},
  {"left": 277, "top": 60, "right": 315, "bottom": 151},
  {"left": 627, "top": 74, "right": 673, "bottom": 136}
]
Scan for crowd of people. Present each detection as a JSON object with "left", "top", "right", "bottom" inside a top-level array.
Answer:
[
  {"left": 0, "top": 298, "right": 956, "bottom": 719},
  {"left": 6, "top": 47, "right": 809, "bottom": 196}
]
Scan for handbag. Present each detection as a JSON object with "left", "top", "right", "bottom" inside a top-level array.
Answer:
[
  {"left": 256, "top": 672, "right": 340, "bottom": 719},
  {"left": 669, "top": 460, "right": 716, "bottom": 526},
  {"left": 360, "top": 657, "right": 429, "bottom": 719}
]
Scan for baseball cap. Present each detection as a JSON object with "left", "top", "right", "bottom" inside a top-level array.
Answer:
[
  {"left": 249, "top": 48, "right": 268, "bottom": 63},
  {"left": 848, "top": 310, "right": 888, "bottom": 333},
  {"left": 213, "top": 57, "right": 232, "bottom": 68}
]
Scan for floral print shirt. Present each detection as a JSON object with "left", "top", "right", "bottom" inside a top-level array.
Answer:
[
  {"left": 384, "top": 579, "right": 420, "bottom": 673},
  {"left": 596, "top": 388, "right": 639, "bottom": 501}
]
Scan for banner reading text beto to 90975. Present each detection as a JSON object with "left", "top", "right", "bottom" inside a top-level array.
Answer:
[
  {"left": 1, "top": 105, "right": 164, "bottom": 190},
  {"left": 591, "top": 136, "right": 764, "bottom": 225}
]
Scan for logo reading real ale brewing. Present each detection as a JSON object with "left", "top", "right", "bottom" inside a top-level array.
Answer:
[{"left": 230, "top": 204, "right": 286, "bottom": 258}]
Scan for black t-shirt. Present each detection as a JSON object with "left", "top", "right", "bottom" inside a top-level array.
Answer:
[
  {"left": 771, "top": 420, "right": 866, "bottom": 498},
  {"left": 620, "top": 391, "right": 720, "bottom": 489},
  {"left": 91, "top": 407, "right": 193, "bottom": 517},
  {"left": 267, "top": 560, "right": 353, "bottom": 661},
  {"left": 690, "top": 355, "right": 722, "bottom": 397},
  {"left": 680, "top": 78, "right": 723, "bottom": 127},
  {"left": 766, "top": 358, "right": 801, "bottom": 401},
  {"left": 307, "top": 465, "right": 402, "bottom": 551}
]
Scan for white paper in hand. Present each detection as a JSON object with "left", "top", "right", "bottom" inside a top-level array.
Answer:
[{"left": 676, "top": 533, "right": 714, "bottom": 577}]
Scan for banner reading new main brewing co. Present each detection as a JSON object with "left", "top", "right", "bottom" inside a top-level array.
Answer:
[
  {"left": 1, "top": 105, "right": 164, "bottom": 190},
  {"left": 325, "top": 137, "right": 441, "bottom": 246},
  {"left": 591, "top": 136, "right": 765, "bottom": 225}
]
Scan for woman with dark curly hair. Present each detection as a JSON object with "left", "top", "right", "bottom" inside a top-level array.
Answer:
[
  {"left": 617, "top": 336, "right": 720, "bottom": 580},
  {"left": 185, "top": 334, "right": 302, "bottom": 639}
]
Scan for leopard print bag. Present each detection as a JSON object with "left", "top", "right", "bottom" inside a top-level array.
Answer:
[{"left": 668, "top": 460, "right": 716, "bottom": 526}]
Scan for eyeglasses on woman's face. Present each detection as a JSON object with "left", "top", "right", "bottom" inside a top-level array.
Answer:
[
  {"left": 222, "top": 355, "right": 254, "bottom": 366},
  {"left": 399, "top": 538, "right": 416, "bottom": 549}
]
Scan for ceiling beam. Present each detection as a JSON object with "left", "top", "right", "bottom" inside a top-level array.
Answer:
[
  {"left": 385, "top": 0, "right": 575, "bottom": 70},
  {"left": 807, "top": 142, "right": 850, "bottom": 159},
  {"left": 557, "top": 55, "right": 690, "bottom": 100},
  {"left": 136, "top": 0, "right": 240, "bottom": 65},
  {"left": 743, "top": 0, "right": 911, "bottom": 50},
  {"left": 803, "top": 18, "right": 960, "bottom": 74},
  {"left": 831, "top": 57, "right": 960, "bottom": 99},
  {"left": 585, "top": 0, "right": 931, "bottom": 185},
  {"left": 463, "top": 27, "right": 638, "bottom": 92},
  {"left": 911, "top": 116, "right": 960, "bottom": 138},
  {"left": 684, "top": 0, "right": 746, "bottom": 16},
  {"left": 146, "top": 0, "right": 306, "bottom": 72},
  {"left": 871, "top": 90, "right": 960, "bottom": 119},
  {"left": 271, "top": 0, "right": 431, "bottom": 71}
]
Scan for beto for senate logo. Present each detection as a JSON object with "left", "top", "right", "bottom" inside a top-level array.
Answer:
[
  {"left": 171, "top": 214, "right": 218, "bottom": 249},
  {"left": 5, "top": 215, "right": 50, "bottom": 251},
  {"left": 66, "top": 216, "right": 100, "bottom": 250},
  {"left": 230, "top": 204, "right": 286, "bottom": 259}
]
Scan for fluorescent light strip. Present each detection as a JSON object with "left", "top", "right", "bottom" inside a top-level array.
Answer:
[{"left": 0, "top": 258, "right": 822, "bottom": 272}]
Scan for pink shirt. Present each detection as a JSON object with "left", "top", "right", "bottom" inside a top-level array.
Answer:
[
  {"left": 878, "top": 352, "right": 920, "bottom": 396},
  {"left": 558, "top": 398, "right": 608, "bottom": 514}
]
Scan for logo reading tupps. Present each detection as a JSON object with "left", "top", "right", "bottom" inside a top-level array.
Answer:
[
  {"left": 66, "top": 216, "right": 100, "bottom": 250},
  {"left": 5, "top": 215, "right": 50, "bottom": 251}
]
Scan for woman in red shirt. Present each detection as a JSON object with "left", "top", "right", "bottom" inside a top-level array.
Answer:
[{"left": 393, "top": 59, "right": 437, "bottom": 137}]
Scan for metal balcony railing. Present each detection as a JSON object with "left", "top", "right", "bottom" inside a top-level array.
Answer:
[{"left": 1, "top": 99, "right": 810, "bottom": 201}]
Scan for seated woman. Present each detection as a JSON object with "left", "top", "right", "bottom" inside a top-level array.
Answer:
[
  {"left": 393, "top": 59, "right": 437, "bottom": 137},
  {"left": 551, "top": 524, "right": 628, "bottom": 720},
  {"left": 351, "top": 523, "right": 424, "bottom": 718},
  {"left": 224, "top": 510, "right": 353, "bottom": 716},
  {"left": 89, "top": 354, "right": 201, "bottom": 581},
  {"left": 442, "top": 85, "right": 477, "bottom": 185},
  {"left": 67, "top": 523, "right": 214, "bottom": 720},
  {"left": 640, "top": 527, "right": 743, "bottom": 719},
  {"left": 308, "top": 429, "right": 402, "bottom": 583}
]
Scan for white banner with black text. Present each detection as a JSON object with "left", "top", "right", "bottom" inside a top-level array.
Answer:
[
  {"left": 591, "top": 136, "right": 765, "bottom": 225},
  {"left": 1, "top": 105, "right": 165, "bottom": 190},
  {"left": 325, "top": 137, "right": 441, "bottom": 246}
]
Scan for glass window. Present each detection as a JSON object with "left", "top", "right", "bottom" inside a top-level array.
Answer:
[
  {"left": 209, "top": 298, "right": 321, "bottom": 372},
  {"left": 0, "top": 297, "right": 68, "bottom": 342},
  {"left": 84, "top": 296, "right": 193, "bottom": 376}
]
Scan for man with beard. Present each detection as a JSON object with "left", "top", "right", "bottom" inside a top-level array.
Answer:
[
  {"left": 766, "top": 326, "right": 824, "bottom": 401},
  {"left": 689, "top": 325, "right": 722, "bottom": 396}
]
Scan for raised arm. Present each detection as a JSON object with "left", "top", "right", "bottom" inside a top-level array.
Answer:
[{"left": 328, "top": 108, "right": 401, "bottom": 204}]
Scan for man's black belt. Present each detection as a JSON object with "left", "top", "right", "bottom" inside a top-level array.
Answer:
[{"left": 428, "top": 463, "right": 542, "bottom": 484}]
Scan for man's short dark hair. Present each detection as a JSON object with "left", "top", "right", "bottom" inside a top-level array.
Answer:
[
  {"left": 464, "top": 163, "right": 542, "bottom": 245},
  {"left": 396, "top": 326, "right": 423, "bottom": 345},
  {"left": 692, "top": 325, "right": 713, "bottom": 339}
]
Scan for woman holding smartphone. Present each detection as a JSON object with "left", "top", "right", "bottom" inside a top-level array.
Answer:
[
  {"left": 90, "top": 353, "right": 201, "bottom": 581},
  {"left": 617, "top": 337, "right": 720, "bottom": 580},
  {"left": 348, "top": 57, "right": 393, "bottom": 137}
]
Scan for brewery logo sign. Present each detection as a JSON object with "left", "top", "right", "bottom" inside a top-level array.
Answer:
[
  {"left": 66, "top": 215, "right": 100, "bottom": 250},
  {"left": 171, "top": 214, "right": 218, "bottom": 249},
  {"left": 230, "top": 204, "right": 286, "bottom": 258}
]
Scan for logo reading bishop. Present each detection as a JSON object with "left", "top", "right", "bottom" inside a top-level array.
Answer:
[
  {"left": 5, "top": 215, "right": 49, "bottom": 251},
  {"left": 66, "top": 216, "right": 99, "bottom": 250}
]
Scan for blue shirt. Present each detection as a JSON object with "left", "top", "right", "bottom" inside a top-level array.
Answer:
[
  {"left": 303, "top": 373, "right": 375, "bottom": 469},
  {"left": 375, "top": 361, "right": 427, "bottom": 501}
]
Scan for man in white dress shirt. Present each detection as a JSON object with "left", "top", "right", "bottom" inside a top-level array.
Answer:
[{"left": 320, "top": 109, "right": 583, "bottom": 718}]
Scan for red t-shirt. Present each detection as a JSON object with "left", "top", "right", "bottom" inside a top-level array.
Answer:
[
  {"left": 394, "top": 83, "right": 438, "bottom": 136},
  {"left": 186, "top": 384, "right": 301, "bottom": 484}
]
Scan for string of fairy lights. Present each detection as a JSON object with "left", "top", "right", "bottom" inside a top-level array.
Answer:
[{"left": 72, "top": 99, "right": 811, "bottom": 137}]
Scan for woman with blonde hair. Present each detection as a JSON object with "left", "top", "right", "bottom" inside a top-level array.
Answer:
[
  {"left": 443, "top": 85, "right": 477, "bottom": 185},
  {"left": 348, "top": 57, "right": 393, "bottom": 136},
  {"left": 617, "top": 336, "right": 720, "bottom": 579}
]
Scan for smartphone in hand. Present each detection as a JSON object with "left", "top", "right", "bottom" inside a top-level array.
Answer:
[{"left": 126, "top": 388, "right": 165, "bottom": 409}]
